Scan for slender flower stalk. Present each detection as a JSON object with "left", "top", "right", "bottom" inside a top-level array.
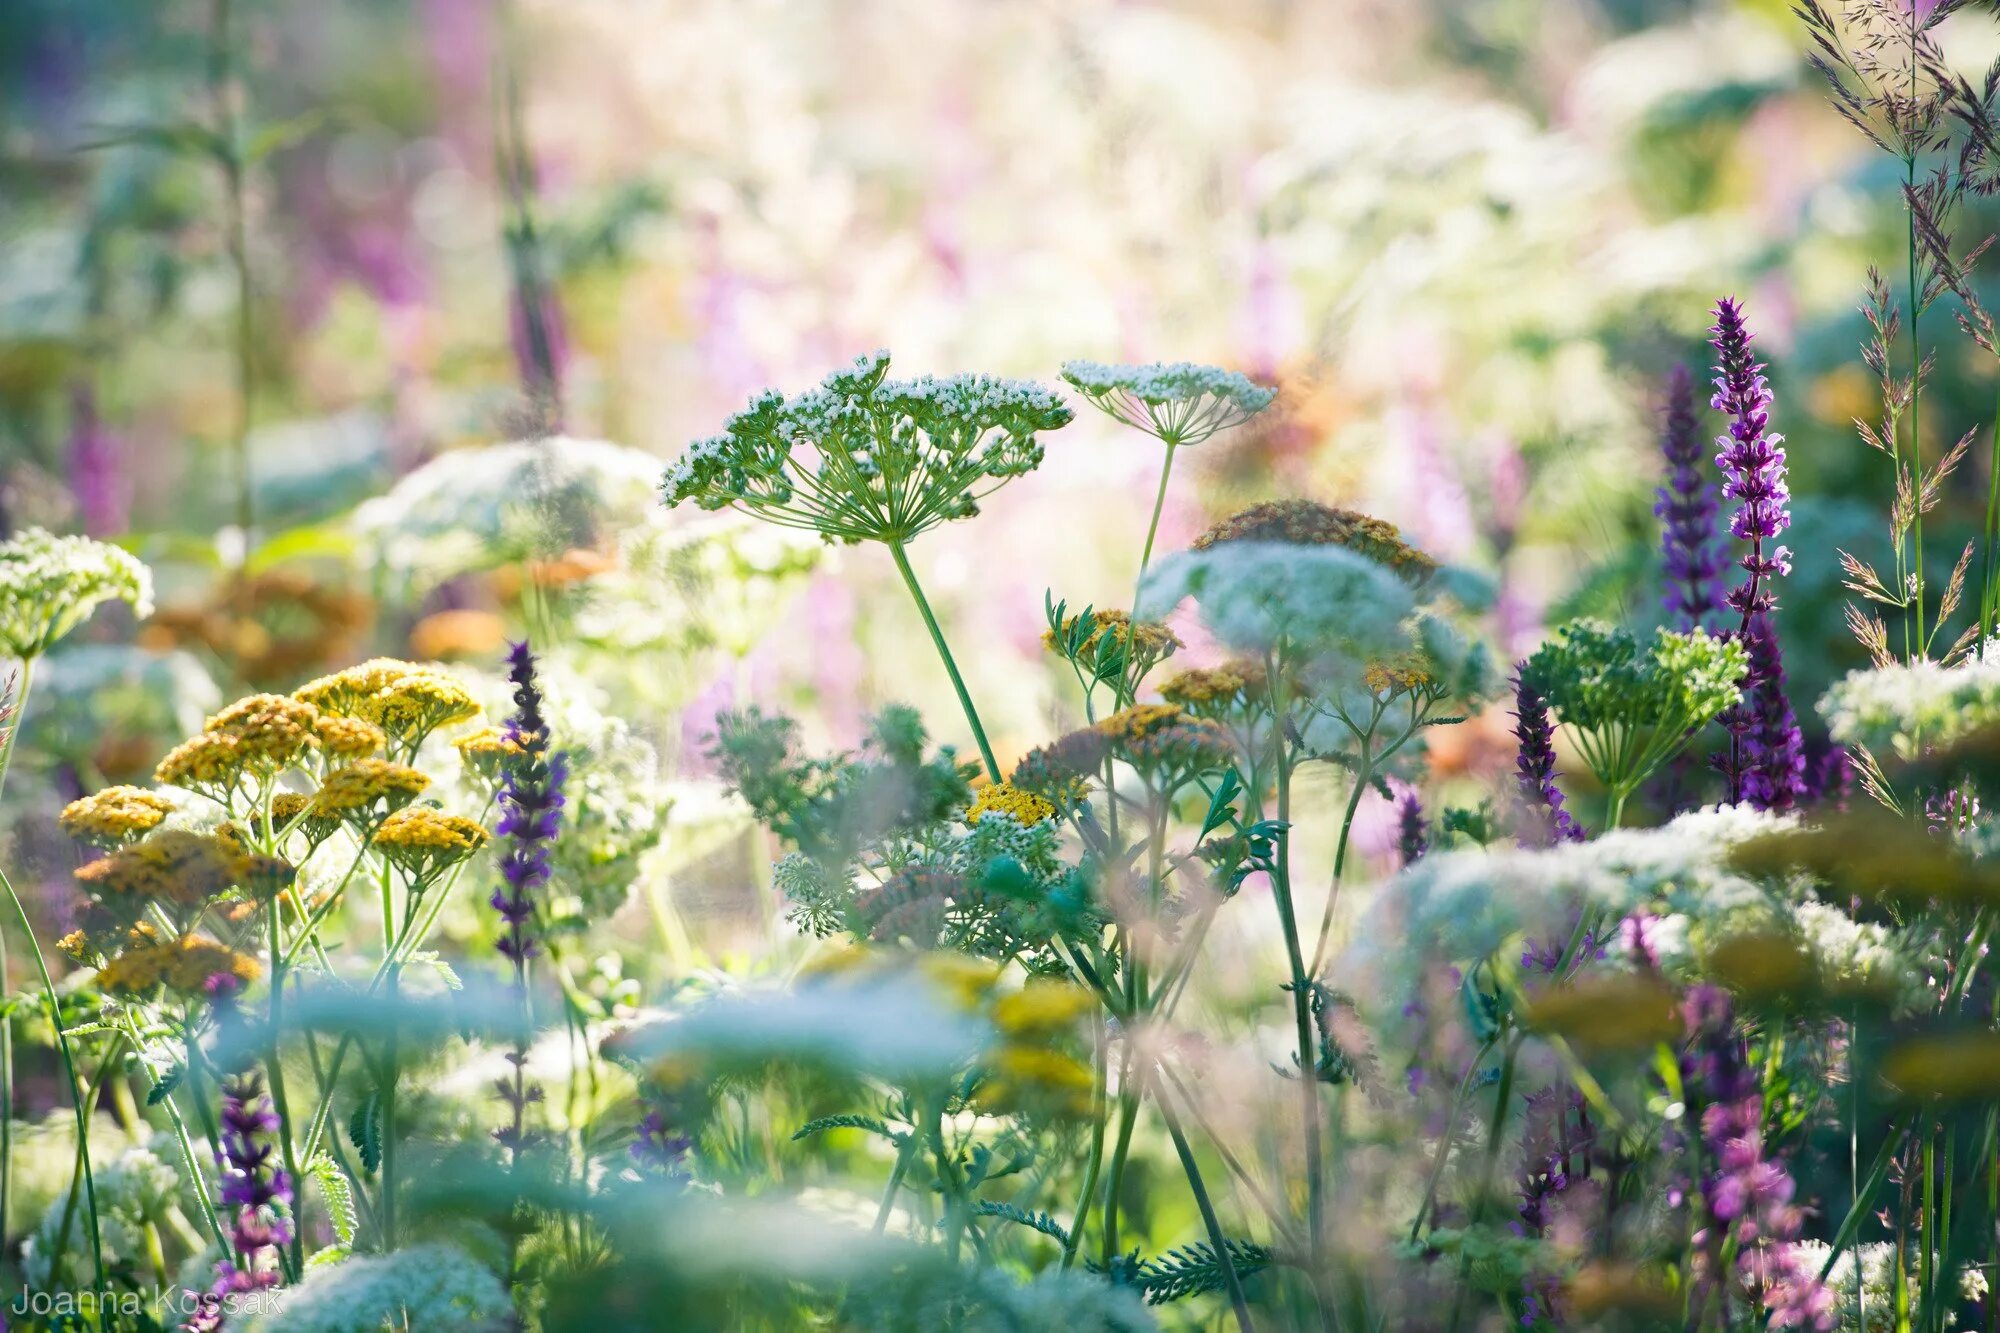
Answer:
[
  {"left": 1656, "top": 364, "right": 1722, "bottom": 631},
  {"left": 492, "top": 640, "right": 566, "bottom": 1166},
  {"left": 1511, "top": 672, "right": 1585, "bottom": 846}
]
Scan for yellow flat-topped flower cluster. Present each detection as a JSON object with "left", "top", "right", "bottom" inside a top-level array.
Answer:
[
  {"left": 74, "top": 830, "right": 291, "bottom": 910},
  {"left": 311, "top": 758, "right": 431, "bottom": 822},
  {"left": 295, "top": 657, "right": 480, "bottom": 755},
  {"left": 58, "top": 786, "right": 175, "bottom": 849},
  {"left": 372, "top": 807, "right": 489, "bottom": 886},
  {"left": 965, "top": 782, "right": 1057, "bottom": 828},
  {"left": 97, "top": 933, "right": 261, "bottom": 996}
]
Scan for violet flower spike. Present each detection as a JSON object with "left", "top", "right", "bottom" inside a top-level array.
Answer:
[
  {"left": 491, "top": 639, "right": 567, "bottom": 1165},
  {"left": 1710, "top": 297, "right": 1793, "bottom": 621},
  {"left": 1707, "top": 298, "right": 1804, "bottom": 810},
  {"left": 183, "top": 1058, "right": 291, "bottom": 1330},
  {"left": 1511, "top": 671, "right": 1586, "bottom": 847},
  {"left": 1395, "top": 787, "right": 1428, "bottom": 868},
  {"left": 1656, "top": 363, "right": 1723, "bottom": 631}
]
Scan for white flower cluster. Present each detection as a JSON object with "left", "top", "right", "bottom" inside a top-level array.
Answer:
[
  {"left": 1345, "top": 807, "right": 1793, "bottom": 1011},
  {"left": 662, "top": 350, "right": 1073, "bottom": 544},
  {"left": 1818, "top": 649, "right": 2000, "bottom": 761},
  {"left": 1790, "top": 1241, "right": 1989, "bottom": 1331},
  {"left": 21, "top": 1145, "right": 179, "bottom": 1290},
  {"left": 0, "top": 527, "right": 153, "bottom": 659},
  {"left": 352, "top": 438, "right": 663, "bottom": 597},
  {"left": 1061, "top": 359, "right": 1275, "bottom": 446},
  {"left": 244, "top": 1242, "right": 512, "bottom": 1331}
]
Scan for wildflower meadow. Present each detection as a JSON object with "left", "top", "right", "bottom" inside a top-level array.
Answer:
[{"left": 10, "top": 0, "right": 2000, "bottom": 1329}]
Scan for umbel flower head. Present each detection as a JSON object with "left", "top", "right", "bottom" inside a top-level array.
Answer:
[
  {"left": 0, "top": 526, "right": 153, "bottom": 659},
  {"left": 1059, "top": 360, "right": 1275, "bottom": 447},
  {"left": 660, "top": 349, "right": 1073, "bottom": 546},
  {"left": 1525, "top": 619, "right": 1747, "bottom": 805}
]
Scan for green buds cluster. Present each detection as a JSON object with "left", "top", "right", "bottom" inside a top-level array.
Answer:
[
  {"left": 1525, "top": 618, "right": 1746, "bottom": 815},
  {"left": 1060, "top": 360, "right": 1275, "bottom": 447},
  {"left": 661, "top": 350, "right": 1073, "bottom": 547},
  {"left": 0, "top": 527, "right": 154, "bottom": 660}
]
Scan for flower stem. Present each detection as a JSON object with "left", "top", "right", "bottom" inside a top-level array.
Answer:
[
  {"left": 0, "top": 866, "right": 106, "bottom": 1292},
  {"left": 887, "top": 540, "right": 1000, "bottom": 782},
  {"left": 1136, "top": 440, "right": 1178, "bottom": 598},
  {"left": 1149, "top": 1063, "right": 1256, "bottom": 1333}
]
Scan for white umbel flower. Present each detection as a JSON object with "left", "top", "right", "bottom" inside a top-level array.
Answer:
[{"left": 0, "top": 527, "right": 153, "bottom": 659}]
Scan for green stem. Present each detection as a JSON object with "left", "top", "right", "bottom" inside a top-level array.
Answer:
[
  {"left": 267, "top": 903, "right": 304, "bottom": 1279},
  {"left": 1266, "top": 675, "right": 1325, "bottom": 1267},
  {"left": 1981, "top": 374, "right": 2000, "bottom": 651},
  {"left": 1820, "top": 1113, "right": 1914, "bottom": 1283},
  {"left": 210, "top": 0, "right": 256, "bottom": 556},
  {"left": 1905, "top": 48, "right": 1926, "bottom": 661},
  {"left": 872, "top": 1134, "right": 915, "bottom": 1236},
  {"left": 1149, "top": 1063, "right": 1256, "bottom": 1333},
  {"left": 1444, "top": 1033, "right": 1520, "bottom": 1333},
  {"left": 1062, "top": 1014, "right": 1109, "bottom": 1269},
  {"left": 1135, "top": 440, "right": 1178, "bottom": 598},
  {"left": 0, "top": 659, "right": 106, "bottom": 1292},
  {"left": 887, "top": 540, "right": 999, "bottom": 782}
]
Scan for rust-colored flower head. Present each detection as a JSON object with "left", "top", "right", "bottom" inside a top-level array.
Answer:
[
  {"left": 75, "top": 830, "right": 291, "bottom": 912},
  {"left": 1192, "top": 500, "right": 1436, "bottom": 586},
  {"left": 1157, "top": 660, "right": 1269, "bottom": 719},
  {"left": 98, "top": 933, "right": 261, "bottom": 997},
  {"left": 203, "top": 693, "right": 325, "bottom": 773}
]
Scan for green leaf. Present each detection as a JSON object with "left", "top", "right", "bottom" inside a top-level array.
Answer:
[
  {"left": 146, "top": 1065, "right": 184, "bottom": 1105},
  {"left": 348, "top": 1093, "right": 382, "bottom": 1174},
  {"left": 971, "top": 1200, "right": 1071, "bottom": 1246},
  {"left": 244, "top": 111, "right": 333, "bottom": 165},
  {"left": 305, "top": 1154, "right": 358, "bottom": 1246},
  {"left": 1132, "top": 1239, "right": 1272, "bottom": 1304},
  {"left": 80, "top": 120, "right": 231, "bottom": 164},
  {"left": 790, "top": 1114, "right": 904, "bottom": 1145}
]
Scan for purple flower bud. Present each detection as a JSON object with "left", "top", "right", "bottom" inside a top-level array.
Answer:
[
  {"left": 1657, "top": 364, "right": 1723, "bottom": 631},
  {"left": 1511, "top": 671, "right": 1586, "bottom": 847}
]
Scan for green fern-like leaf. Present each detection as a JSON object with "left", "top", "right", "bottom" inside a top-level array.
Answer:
[
  {"left": 1135, "top": 1239, "right": 1272, "bottom": 1304},
  {"left": 971, "top": 1200, "right": 1071, "bottom": 1247},
  {"left": 790, "top": 1114, "right": 906, "bottom": 1145},
  {"left": 304, "top": 1153, "right": 358, "bottom": 1247},
  {"left": 348, "top": 1094, "right": 382, "bottom": 1174}
]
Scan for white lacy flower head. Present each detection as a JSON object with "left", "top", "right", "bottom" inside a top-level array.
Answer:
[
  {"left": 1818, "top": 649, "right": 2000, "bottom": 760},
  {"left": 0, "top": 527, "right": 153, "bottom": 659},
  {"left": 21, "top": 1145, "right": 179, "bottom": 1289},
  {"left": 244, "top": 1242, "right": 512, "bottom": 1331},
  {"left": 1060, "top": 359, "right": 1275, "bottom": 446},
  {"left": 1344, "top": 806, "right": 1800, "bottom": 1016},
  {"left": 1138, "top": 540, "right": 1418, "bottom": 675},
  {"left": 662, "top": 349, "right": 1072, "bottom": 546},
  {"left": 352, "top": 438, "right": 663, "bottom": 597},
  {"left": 1790, "top": 1240, "right": 1987, "bottom": 1331}
]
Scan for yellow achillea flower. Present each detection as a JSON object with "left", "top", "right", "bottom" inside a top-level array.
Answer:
[
  {"left": 294, "top": 657, "right": 425, "bottom": 714},
  {"left": 1882, "top": 1032, "right": 2000, "bottom": 1102},
  {"left": 977, "top": 1046, "right": 1095, "bottom": 1118},
  {"left": 357, "top": 672, "right": 480, "bottom": 748},
  {"left": 372, "top": 807, "right": 488, "bottom": 884},
  {"left": 921, "top": 953, "right": 1003, "bottom": 1010},
  {"left": 454, "top": 727, "right": 524, "bottom": 785},
  {"left": 314, "top": 714, "right": 385, "bottom": 762},
  {"left": 1194, "top": 499, "right": 1437, "bottom": 586},
  {"left": 992, "top": 982, "right": 1094, "bottom": 1037},
  {"left": 1362, "top": 658, "right": 1435, "bottom": 696},
  {"left": 98, "top": 934, "right": 261, "bottom": 996},
  {"left": 1043, "top": 609, "right": 1182, "bottom": 680},
  {"left": 75, "top": 830, "right": 290, "bottom": 909},
  {"left": 1095, "top": 703, "right": 1233, "bottom": 778},
  {"left": 59, "top": 786, "right": 174, "bottom": 849},
  {"left": 1095, "top": 703, "right": 1186, "bottom": 745},
  {"left": 965, "top": 782, "right": 1056, "bottom": 828},
  {"left": 1158, "top": 660, "right": 1268, "bottom": 716},
  {"left": 204, "top": 693, "right": 324, "bottom": 771},
  {"left": 311, "top": 759, "right": 430, "bottom": 823},
  {"left": 155, "top": 732, "right": 250, "bottom": 798},
  {"left": 263, "top": 791, "right": 340, "bottom": 847},
  {"left": 1520, "top": 975, "right": 1681, "bottom": 1055}
]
